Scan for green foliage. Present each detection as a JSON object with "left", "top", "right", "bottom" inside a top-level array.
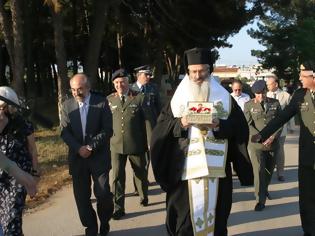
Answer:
[
  {"left": 248, "top": 0, "right": 315, "bottom": 83},
  {"left": 0, "top": 0, "right": 258, "bottom": 99}
]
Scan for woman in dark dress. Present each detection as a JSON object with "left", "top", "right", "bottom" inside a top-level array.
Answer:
[{"left": 0, "top": 86, "right": 39, "bottom": 236}]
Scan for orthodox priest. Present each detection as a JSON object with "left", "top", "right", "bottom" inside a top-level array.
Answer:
[{"left": 150, "top": 48, "right": 254, "bottom": 236}]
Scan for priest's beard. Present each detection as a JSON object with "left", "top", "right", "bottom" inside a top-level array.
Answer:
[{"left": 188, "top": 78, "right": 209, "bottom": 102}]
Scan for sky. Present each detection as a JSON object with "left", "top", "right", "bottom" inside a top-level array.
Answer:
[{"left": 216, "top": 22, "right": 265, "bottom": 66}]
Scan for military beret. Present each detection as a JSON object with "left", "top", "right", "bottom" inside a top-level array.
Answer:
[
  {"left": 111, "top": 68, "right": 128, "bottom": 81},
  {"left": 251, "top": 80, "right": 266, "bottom": 94},
  {"left": 134, "top": 65, "right": 152, "bottom": 74}
]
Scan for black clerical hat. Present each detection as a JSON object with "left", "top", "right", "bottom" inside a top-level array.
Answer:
[
  {"left": 184, "top": 47, "right": 211, "bottom": 65},
  {"left": 251, "top": 80, "right": 266, "bottom": 94},
  {"left": 111, "top": 68, "right": 128, "bottom": 81}
]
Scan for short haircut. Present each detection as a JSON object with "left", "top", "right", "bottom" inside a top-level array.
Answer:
[
  {"left": 232, "top": 79, "right": 243, "bottom": 86},
  {"left": 266, "top": 75, "right": 279, "bottom": 85}
]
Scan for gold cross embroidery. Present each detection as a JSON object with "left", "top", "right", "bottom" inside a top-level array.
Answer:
[
  {"left": 195, "top": 217, "right": 204, "bottom": 229},
  {"left": 208, "top": 213, "right": 214, "bottom": 224}
]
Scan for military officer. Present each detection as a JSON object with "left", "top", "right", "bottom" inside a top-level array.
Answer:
[
  {"left": 252, "top": 61, "right": 315, "bottom": 236},
  {"left": 131, "top": 65, "right": 162, "bottom": 193},
  {"left": 131, "top": 65, "right": 162, "bottom": 122},
  {"left": 244, "top": 80, "right": 282, "bottom": 211},
  {"left": 107, "top": 69, "right": 154, "bottom": 220}
]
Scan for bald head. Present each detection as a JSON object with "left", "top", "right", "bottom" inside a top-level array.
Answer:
[
  {"left": 231, "top": 80, "right": 243, "bottom": 97},
  {"left": 70, "top": 73, "right": 91, "bottom": 102},
  {"left": 266, "top": 76, "right": 279, "bottom": 92}
]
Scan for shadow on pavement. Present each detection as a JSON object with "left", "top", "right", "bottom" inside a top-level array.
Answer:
[
  {"left": 233, "top": 167, "right": 298, "bottom": 189},
  {"left": 109, "top": 224, "right": 167, "bottom": 236},
  {"left": 233, "top": 225, "right": 302, "bottom": 236},
  {"left": 122, "top": 207, "right": 166, "bottom": 219},
  {"left": 125, "top": 184, "right": 164, "bottom": 198},
  {"left": 232, "top": 185, "right": 298, "bottom": 203},
  {"left": 229, "top": 201, "right": 300, "bottom": 226}
]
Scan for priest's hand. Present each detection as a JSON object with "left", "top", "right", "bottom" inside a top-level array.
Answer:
[{"left": 181, "top": 116, "right": 191, "bottom": 128}]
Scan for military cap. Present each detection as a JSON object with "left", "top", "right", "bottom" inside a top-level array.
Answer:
[
  {"left": 134, "top": 65, "right": 152, "bottom": 75},
  {"left": 251, "top": 80, "right": 266, "bottom": 94},
  {"left": 111, "top": 68, "right": 128, "bottom": 81}
]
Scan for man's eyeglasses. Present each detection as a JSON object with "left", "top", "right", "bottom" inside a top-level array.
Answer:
[{"left": 233, "top": 89, "right": 241, "bottom": 91}]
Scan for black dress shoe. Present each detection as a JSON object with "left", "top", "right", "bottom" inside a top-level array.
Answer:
[
  {"left": 254, "top": 203, "right": 265, "bottom": 211},
  {"left": 278, "top": 176, "right": 285, "bottom": 182},
  {"left": 112, "top": 210, "right": 125, "bottom": 220},
  {"left": 266, "top": 191, "right": 272, "bottom": 200},
  {"left": 140, "top": 198, "right": 148, "bottom": 207}
]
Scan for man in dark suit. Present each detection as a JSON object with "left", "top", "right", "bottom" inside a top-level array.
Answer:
[
  {"left": 252, "top": 61, "right": 315, "bottom": 236},
  {"left": 244, "top": 80, "right": 282, "bottom": 211},
  {"left": 60, "top": 73, "right": 113, "bottom": 236},
  {"left": 107, "top": 69, "right": 154, "bottom": 220}
]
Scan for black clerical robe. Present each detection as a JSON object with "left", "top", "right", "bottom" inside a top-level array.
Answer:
[{"left": 150, "top": 98, "right": 253, "bottom": 236}]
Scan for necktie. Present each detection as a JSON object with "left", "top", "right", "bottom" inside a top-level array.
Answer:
[
  {"left": 261, "top": 101, "right": 267, "bottom": 111},
  {"left": 121, "top": 95, "right": 125, "bottom": 105},
  {"left": 140, "top": 85, "right": 146, "bottom": 93},
  {"left": 80, "top": 102, "right": 88, "bottom": 139},
  {"left": 273, "top": 92, "right": 277, "bottom": 99}
]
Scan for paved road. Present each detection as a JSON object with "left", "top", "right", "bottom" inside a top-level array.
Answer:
[{"left": 24, "top": 128, "right": 302, "bottom": 236}]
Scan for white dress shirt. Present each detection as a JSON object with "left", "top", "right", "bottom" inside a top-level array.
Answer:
[{"left": 230, "top": 92, "right": 250, "bottom": 111}]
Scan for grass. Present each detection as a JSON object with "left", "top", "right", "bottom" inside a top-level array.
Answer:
[{"left": 25, "top": 127, "right": 71, "bottom": 209}]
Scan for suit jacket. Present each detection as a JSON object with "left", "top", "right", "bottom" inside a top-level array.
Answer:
[
  {"left": 107, "top": 90, "right": 154, "bottom": 155},
  {"left": 130, "top": 82, "right": 162, "bottom": 123},
  {"left": 60, "top": 92, "right": 113, "bottom": 175},
  {"left": 260, "top": 88, "right": 315, "bottom": 168},
  {"left": 267, "top": 89, "right": 294, "bottom": 136},
  {"left": 244, "top": 97, "right": 282, "bottom": 151}
]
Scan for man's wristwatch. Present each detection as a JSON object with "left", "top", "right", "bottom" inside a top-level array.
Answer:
[{"left": 86, "top": 145, "right": 93, "bottom": 152}]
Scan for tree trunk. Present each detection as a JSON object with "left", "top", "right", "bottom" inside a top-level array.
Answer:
[
  {"left": 0, "top": 2, "right": 14, "bottom": 74},
  {"left": 51, "top": 9, "right": 68, "bottom": 123},
  {"left": 10, "top": 0, "right": 25, "bottom": 96},
  {"left": 117, "top": 32, "right": 123, "bottom": 68},
  {"left": 84, "top": 0, "right": 110, "bottom": 89},
  {"left": 25, "top": 0, "right": 36, "bottom": 98},
  {"left": 0, "top": 44, "right": 8, "bottom": 85}
]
